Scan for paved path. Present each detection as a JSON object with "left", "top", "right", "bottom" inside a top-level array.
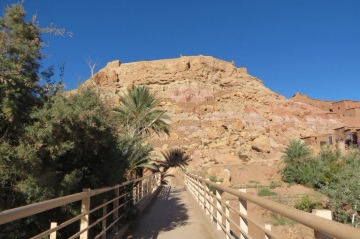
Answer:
[{"left": 126, "top": 185, "right": 219, "bottom": 239}]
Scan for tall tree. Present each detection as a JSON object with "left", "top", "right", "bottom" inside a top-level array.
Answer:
[{"left": 0, "top": 4, "right": 43, "bottom": 141}]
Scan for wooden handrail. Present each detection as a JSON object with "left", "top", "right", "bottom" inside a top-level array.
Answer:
[
  {"left": 0, "top": 173, "right": 162, "bottom": 239},
  {"left": 186, "top": 173, "right": 360, "bottom": 239},
  {"left": 0, "top": 174, "right": 153, "bottom": 225}
]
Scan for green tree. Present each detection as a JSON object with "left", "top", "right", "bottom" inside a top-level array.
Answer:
[
  {"left": 0, "top": 4, "right": 44, "bottom": 141},
  {"left": 114, "top": 86, "right": 170, "bottom": 137},
  {"left": 281, "top": 140, "right": 317, "bottom": 186},
  {"left": 282, "top": 140, "right": 311, "bottom": 164},
  {"left": 321, "top": 153, "right": 360, "bottom": 224}
]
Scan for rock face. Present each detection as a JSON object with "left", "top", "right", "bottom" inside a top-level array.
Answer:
[
  {"left": 290, "top": 92, "right": 333, "bottom": 112},
  {"left": 79, "top": 55, "right": 343, "bottom": 168}
]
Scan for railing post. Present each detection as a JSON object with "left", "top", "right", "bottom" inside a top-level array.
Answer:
[
  {"left": 210, "top": 187, "right": 214, "bottom": 221},
  {"left": 50, "top": 222, "right": 57, "bottom": 239},
  {"left": 312, "top": 210, "right": 334, "bottom": 239},
  {"left": 102, "top": 199, "right": 107, "bottom": 239},
  {"left": 205, "top": 179, "right": 210, "bottom": 215},
  {"left": 225, "top": 201, "right": 230, "bottom": 239},
  {"left": 239, "top": 189, "right": 248, "bottom": 239},
  {"left": 80, "top": 188, "right": 90, "bottom": 239},
  {"left": 136, "top": 183, "right": 140, "bottom": 203},
  {"left": 195, "top": 178, "right": 199, "bottom": 202},
  {"left": 216, "top": 182, "right": 222, "bottom": 231},
  {"left": 113, "top": 187, "right": 119, "bottom": 232},
  {"left": 199, "top": 177, "right": 205, "bottom": 209},
  {"left": 265, "top": 224, "right": 272, "bottom": 239}
]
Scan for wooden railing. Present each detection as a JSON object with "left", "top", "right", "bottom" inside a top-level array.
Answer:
[
  {"left": 185, "top": 173, "right": 360, "bottom": 239},
  {"left": 0, "top": 173, "right": 162, "bottom": 239}
]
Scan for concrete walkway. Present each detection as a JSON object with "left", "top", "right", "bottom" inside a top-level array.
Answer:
[{"left": 126, "top": 185, "right": 220, "bottom": 239}]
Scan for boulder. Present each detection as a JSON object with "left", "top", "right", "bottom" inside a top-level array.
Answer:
[
  {"left": 251, "top": 135, "right": 272, "bottom": 153},
  {"left": 207, "top": 167, "right": 231, "bottom": 186},
  {"left": 232, "top": 120, "right": 245, "bottom": 132}
]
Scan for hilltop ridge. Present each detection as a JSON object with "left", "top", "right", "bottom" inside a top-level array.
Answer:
[{"left": 80, "top": 55, "right": 343, "bottom": 167}]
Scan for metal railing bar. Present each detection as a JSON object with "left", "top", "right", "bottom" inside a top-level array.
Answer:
[
  {"left": 0, "top": 192, "right": 86, "bottom": 225},
  {"left": 68, "top": 201, "right": 127, "bottom": 239},
  {"left": 0, "top": 174, "right": 155, "bottom": 226},
  {"left": 203, "top": 193, "right": 269, "bottom": 239},
  {"left": 186, "top": 177, "right": 254, "bottom": 239},
  {"left": 187, "top": 173, "right": 360, "bottom": 239},
  {"left": 30, "top": 190, "right": 133, "bottom": 238},
  {"left": 93, "top": 212, "right": 123, "bottom": 239},
  {"left": 208, "top": 191, "right": 279, "bottom": 239}
]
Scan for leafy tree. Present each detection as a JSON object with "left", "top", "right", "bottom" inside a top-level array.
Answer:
[
  {"left": 0, "top": 4, "right": 169, "bottom": 237},
  {"left": 321, "top": 153, "right": 360, "bottom": 224},
  {"left": 0, "top": 4, "right": 44, "bottom": 141},
  {"left": 114, "top": 86, "right": 170, "bottom": 137}
]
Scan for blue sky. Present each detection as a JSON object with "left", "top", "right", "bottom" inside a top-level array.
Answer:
[{"left": 2, "top": 0, "right": 359, "bottom": 100}]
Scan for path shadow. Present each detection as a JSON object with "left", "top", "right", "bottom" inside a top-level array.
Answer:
[{"left": 127, "top": 186, "right": 189, "bottom": 239}]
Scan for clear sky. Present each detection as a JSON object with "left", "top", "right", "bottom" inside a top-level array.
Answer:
[{"left": 2, "top": 0, "right": 359, "bottom": 100}]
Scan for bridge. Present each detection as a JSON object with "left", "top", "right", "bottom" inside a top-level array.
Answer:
[{"left": 0, "top": 173, "right": 359, "bottom": 239}]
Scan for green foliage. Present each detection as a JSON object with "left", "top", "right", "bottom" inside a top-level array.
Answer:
[
  {"left": 321, "top": 157, "right": 360, "bottom": 224},
  {"left": 269, "top": 180, "right": 282, "bottom": 189},
  {"left": 0, "top": 4, "right": 168, "bottom": 237},
  {"left": 208, "top": 176, "right": 223, "bottom": 194},
  {"left": 271, "top": 213, "right": 296, "bottom": 226},
  {"left": 114, "top": 86, "right": 170, "bottom": 137},
  {"left": 294, "top": 196, "right": 321, "bottom": 212},
  {"left": 282, "top": 142, "right": 343, "bottom": 188},
  {"left": 282, "top": 140, "right": 360, "bottom": 224},
  {"left": 282, "top": 140, "right": 311, "bottom": 164},
  {"left": 257, "top": 188, "right": 277, "bottom": 196}
]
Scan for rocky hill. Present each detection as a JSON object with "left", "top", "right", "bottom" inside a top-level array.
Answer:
[
  {"left": 290, "top": 92, "right": 334, "bottom": 112},
  {"left": 80, "top": 55, "right": 343, "bottom": 167}
]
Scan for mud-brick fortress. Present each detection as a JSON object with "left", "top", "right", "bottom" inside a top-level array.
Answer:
[{"left": 302, "top": 100, "right": 360, "bottom": 150}]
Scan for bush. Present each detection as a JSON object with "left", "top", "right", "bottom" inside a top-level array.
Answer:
[
  {"left": 208, "top": 176, "right": 223, "bottom": 194},
  {"left": 282, "top": 140, "right": 360, "bottom": 224},
  {"left": 271, "top": 213, "right": 296, "bottom": 226},
  {"left": 294, "top": 196, "right": 321, "bottom": 212},
  {"left": 269, "top": 180, "right": 282, "bottom": 189},
  {"left": 257, "top": 188, "right": 277, "bottom": 196},
  {"left": 321, "top": 158, "right": 360, "bottom": 224}
]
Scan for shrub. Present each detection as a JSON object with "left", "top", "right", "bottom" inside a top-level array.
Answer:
[
  {"left": 321, "top": 158, "right": 360, "bottom": 224},
  {"left": 208, "top": 176, "right": 223, "bottom": 194},
  {"left": 294, "top": 196, "right": 322, "bottom": 212},
  {"left": 270, "top": 180, "right": 282, "bottom": 189},
  {"left": 257, "top": 188, "right": 277, "bottom": 196},
  {"left": 271, "top": 213, "right": 296, "bottom": 226}
]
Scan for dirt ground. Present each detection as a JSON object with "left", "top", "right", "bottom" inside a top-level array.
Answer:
[{"left": 189, "top": 157, "right": 327, "bottom": 239}]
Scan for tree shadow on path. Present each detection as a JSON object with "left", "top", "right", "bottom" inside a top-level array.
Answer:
[{"left": 127, "top": 185, "right": 190, "bottom": 239}]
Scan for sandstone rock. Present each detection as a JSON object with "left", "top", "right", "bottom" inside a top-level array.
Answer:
[
  {"left": 169, "top": 132, "right": 179, "bottom": 140},
  {"left": 76, "top": 55, "right": 344, "bottom": 164},
  {"left": 232, "top": 120, "right": 245, "bottom": 132},
  {"left": 207, "top": 167, "right": 231, "bottom": 186},
  {"left": 251, "top": 135, "right": 272, "bottom": 153},
  {"left": 106, "top": 60, "right": 121, "bottom": 69}
]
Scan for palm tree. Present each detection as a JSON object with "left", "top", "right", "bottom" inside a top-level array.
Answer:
[
  {"left": 160, "top": 148, "right": 191, "bottom": 172},
  {"left": 114, "top": 86, "right": 170, "bottom": 179},
  {"left": 282, "top": 139, "right": 311, "bottom": 164},
  {"left": 114, "top": 86, "right": 170, "bottom": 137},
  {"left": 119, "top": 135, "right": 158, "bottom": 179},
  {"left": 158, "top": 148, "right": 191, "bottom": 184}
]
